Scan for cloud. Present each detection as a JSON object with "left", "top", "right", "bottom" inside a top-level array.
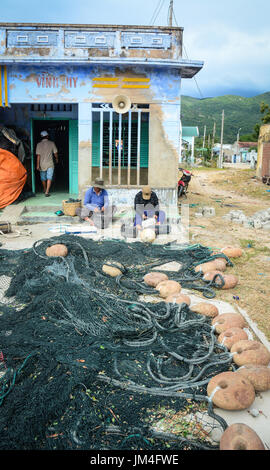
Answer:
[{"left": 182, "top": 25, "right": 270, "bottom": 97}]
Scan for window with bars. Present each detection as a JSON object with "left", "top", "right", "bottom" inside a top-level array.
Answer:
[{"left": 92, "top": 110, "right": 149, "bottom": 169}]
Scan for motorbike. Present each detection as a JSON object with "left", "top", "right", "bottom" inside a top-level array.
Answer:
[{"left": 178, "top": 169, "right": 193, "bottom": 198}]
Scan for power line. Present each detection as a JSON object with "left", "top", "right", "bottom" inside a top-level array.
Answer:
[
  {"left": 149, "top": 0, "right": 163, "bottom": 25},
  {"left": 172, "top": 9, "right": 204, "bottom": 99},
  {"left": 150, "top": 0, "right": 166, "bottom": 25}
]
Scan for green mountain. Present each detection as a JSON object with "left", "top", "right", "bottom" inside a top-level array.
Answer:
[{"left": 181, "top": 92, "right": 270, "bottom": 144}]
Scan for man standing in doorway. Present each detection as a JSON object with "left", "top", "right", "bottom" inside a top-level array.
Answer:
[{"left": 36, "top": 130, "right": 58, "bottom": 197}]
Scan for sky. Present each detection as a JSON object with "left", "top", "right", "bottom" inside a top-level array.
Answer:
[{"left": 1, "top": 0, "right": 270, "bottom": 99}]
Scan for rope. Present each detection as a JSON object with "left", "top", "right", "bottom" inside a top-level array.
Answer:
[{"left": 0, "top": 354, "right": 34, "bottom": 406}]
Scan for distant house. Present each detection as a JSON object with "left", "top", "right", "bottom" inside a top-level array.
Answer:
[
  {"left": 237, "top": 141, "right": 257, "bottom": 149},
  {"left": 179, "top": 125, "right": 199, "bottom": 163},
  {"left": 235, "top": 141, "right": 257, "bottom": 163},
  {"left": 212, "top": 143, "right": 234, "bottom": 162}
]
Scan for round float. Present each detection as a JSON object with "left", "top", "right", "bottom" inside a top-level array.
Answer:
[
  {"left": 143, "top": 272, "right": 168, "bottom": 287},
  {"left": 220, "top": 423, "right": 265, "bottom": 450},
  {"left": 212, "top": 313, "right": 246, "bottom": 334},
  {"left": 203, "top": 271, "right": 238, "bottom": 289},
  {"left": 195, "top": 259, "right": 226, "bottom": 274},
  {"left": 156, "top": 280, "right": 181, "bottom": 298},
  {"left": 102, "top": 261, "right": 125, "bottom": 277},
  {"left": 220, "top": 246, "right": 243, "bottom": 258},
  {"left": 190, "top": 302, "right": 219, "bottom": 318},
  {"left": 165, "top": 293, "right": 191, "bottom": 305},
  {"left": 218, "top": 327, "right": 248, "bottom": 350},
  {"left": 231, "top": 340, "right": 270, "bottom": 366},
  {"left": 207, "top": 371, "right": 255, "bottom": 410},
  {"left": 45, "top": 244, "right": 68, "bottom": 257},
  {"left": 235, "top": 364, "right": 270, "bottom": 391}
]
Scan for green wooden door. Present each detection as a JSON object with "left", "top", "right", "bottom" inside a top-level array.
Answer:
[{"left": 69, "top": 119, "right": 78, "bottom": 194}]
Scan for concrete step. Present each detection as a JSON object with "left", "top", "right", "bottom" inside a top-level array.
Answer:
[{"left": 0, "top": 204, "right": 25, "bottom": 225}]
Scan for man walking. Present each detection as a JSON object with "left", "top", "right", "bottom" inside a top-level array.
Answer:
[{"left": 36, "top": 130, "right": 58, "bottom": 197}]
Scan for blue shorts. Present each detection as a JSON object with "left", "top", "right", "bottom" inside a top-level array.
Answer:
[{"left": 40, "top": 167, "right": 54, "bottom": 181}]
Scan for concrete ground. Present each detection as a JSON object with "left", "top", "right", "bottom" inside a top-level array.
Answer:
[{"left": 0, "top": 190, "right": 270, "bottom": 450}]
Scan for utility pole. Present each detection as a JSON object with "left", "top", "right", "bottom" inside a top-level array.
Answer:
[
  {"left": 211, "top": 121, "right": 216, "bottom": 160},
  {"left": 218, "top": 110, "right": 224, "bottom": 168},
  {"left": 203, "top": 125, "right": 206, "bottom": 148},
  {"left": 168, "top": 0, "right": 173, "bottom": 26}
]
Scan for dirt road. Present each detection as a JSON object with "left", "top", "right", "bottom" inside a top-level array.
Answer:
[{"left": 180, "top": 167, "right": 270, "bottom": 342}]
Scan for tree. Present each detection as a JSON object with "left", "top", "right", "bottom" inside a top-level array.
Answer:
[
  {"left": 252, "top": 123, "right": 260, "bottom": 139},
  {"left": 260, "top": 102, "right": 270, "bottom": 124},
  {"left": 239, "top": 123, "right": 260, "bottom": 142}
]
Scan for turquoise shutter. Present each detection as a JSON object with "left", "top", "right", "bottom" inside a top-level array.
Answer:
[
  {"left": 69, "top": 119, "right": 78, "bottom": 194},
  {"left": 140, "top": 120, "right": 149, "bottom": 168},
  {"left": 92, "top": 121, "right": 100, "bottom": 167}
]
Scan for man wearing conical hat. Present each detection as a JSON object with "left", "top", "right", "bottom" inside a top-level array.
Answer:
[
  {"left": 76, "top": 177, "right": 116, "bottom": 229},
  {"left": 134, "top": 185, "right": 165, "bottom": 230}
]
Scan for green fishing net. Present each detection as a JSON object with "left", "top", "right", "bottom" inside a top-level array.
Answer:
[{"left": 0, "top": 235, "right": 233, "bottom": 450}]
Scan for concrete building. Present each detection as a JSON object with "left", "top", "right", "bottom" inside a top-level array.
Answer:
[
  {"left": 257, "top": 124, "right": 270, "bottom": 179},
  {"left": 179, "top": 125, "right": 199, "bottom": 164},
  {"left": 0, "top": 22, "right": 203, "bottom": 206}
]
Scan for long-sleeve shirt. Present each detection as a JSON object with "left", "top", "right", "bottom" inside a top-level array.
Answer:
[
  {"left": 84, "top": 187, "right": 109, "bottom": 211},
  {"left": 134, "top": 191, "right": 160, "bottom": 217}
]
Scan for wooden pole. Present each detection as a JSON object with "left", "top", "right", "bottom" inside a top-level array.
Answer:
[
  {"left": 211, "top": 121, "right": 216, "bottom": 160},
  {"left": 203, "top": 125, "right": 206, "bottom": 148},
  {"left": 168, "top": 1, "right": 173, "bottom": 26},
  {"left": 218, "top": 110, "right": 224, "bottom": 168}
]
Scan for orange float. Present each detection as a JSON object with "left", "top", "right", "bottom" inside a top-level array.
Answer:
[
  {"left": 156, "top": 280, "right": 181, "bottom": 298},
  {"left": 207, "top": 371, "right": 255, "bottom": 410},
  {"left": 203, "top": 271, "right": 238, "bottom": 289},
  {"left": 46, "top": 244, "right": 68, "bottom": 257},
  {"left": 143, "top": 272, "right": 168, "bottom": 287},
  {"left": 165, "top": 293, "right": 191, "bottom": 305},
  {"left": 235, "top": 364, "right": 270, "bottom": 392},
  {"left": 220, "top": 246, "right": 243, "bottom": 258},
  {"left": 190, "top": 302, "right": 219, "bottom": 318},
  {"left": 212, "top": 313, "right": 246, "bottom": 334},
  {"left": 220, "top": 423, "right": 265, "bottom": 450},
  {"left": 231, "top": 340, "right": 270, "bottom": 366},
  {"left": 217, "top": 327, "right": 248, "bottom": 350},
  {"left": 195, "top": 259, "right": 226, "bottom": 274}
]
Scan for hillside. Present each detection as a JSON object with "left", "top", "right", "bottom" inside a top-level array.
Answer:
[{"left": 181, "top": 92, "right": 270, "bottom": 144}]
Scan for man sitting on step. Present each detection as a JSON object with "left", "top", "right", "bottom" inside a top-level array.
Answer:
[
  {"left": 134, "top": 185, "right": 166, "bottom": 231},
  {"left": 76, "top": 178, "right": 116, "bottom": 229}
]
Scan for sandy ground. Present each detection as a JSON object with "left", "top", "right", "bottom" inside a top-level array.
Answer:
[{"left": 180, "top": 167, "right": 270, "bottom": 343}]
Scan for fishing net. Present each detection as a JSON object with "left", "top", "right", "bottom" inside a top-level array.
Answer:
[{"left": 0, "top": 235, "right": 234, "bottom": 451}]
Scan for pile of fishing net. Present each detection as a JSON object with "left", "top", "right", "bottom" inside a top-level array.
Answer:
[{"left": 0, "top": 235, "right": 233, "bottom": 450}]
